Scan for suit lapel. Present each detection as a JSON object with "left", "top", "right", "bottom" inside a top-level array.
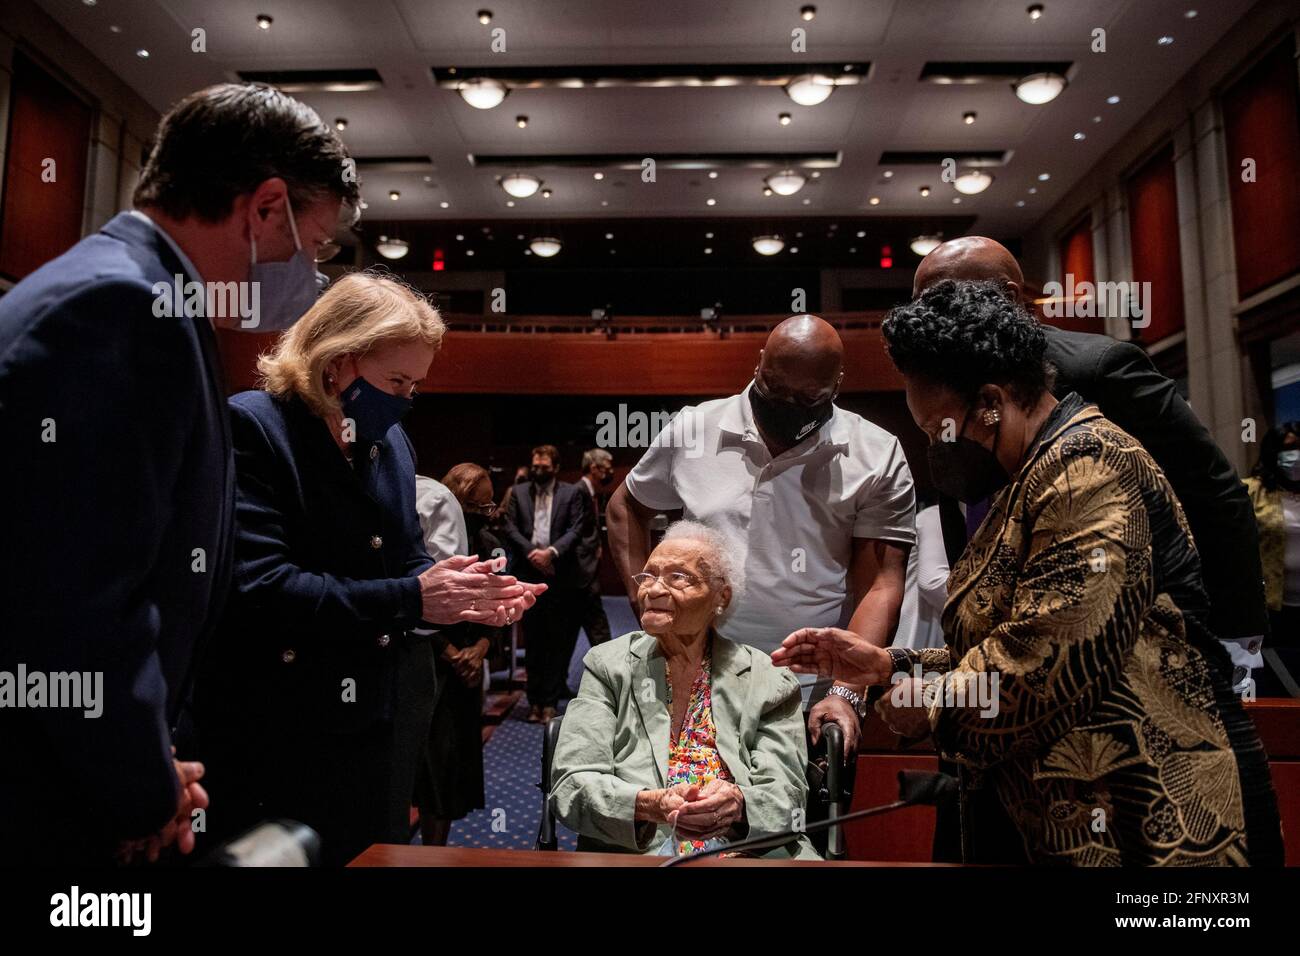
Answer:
[
  {"left": 548, "top": 483, "right": 564, "bottom": 542},
  {"left": 629, "top": 633, "right": 670, "bottom": 786},
  {"left": 709, "top": 636, "right": 751, "bottom": 781}
]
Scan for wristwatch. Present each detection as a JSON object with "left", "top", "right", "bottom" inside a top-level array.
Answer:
[{"left": 826, "top": 684, "right": 866, "bottom": 720}]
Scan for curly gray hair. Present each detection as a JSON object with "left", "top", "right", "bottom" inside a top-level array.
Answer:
[{"left": 659, "top": 519, "right": 744, "bottom": 622}]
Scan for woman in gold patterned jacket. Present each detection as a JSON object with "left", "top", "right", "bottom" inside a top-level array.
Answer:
[{"left": 774, "top": 280, "right": 1282, "bottom": 866}]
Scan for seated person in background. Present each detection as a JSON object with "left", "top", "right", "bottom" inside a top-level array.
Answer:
[
  {"left": 1244, "top": 422, "right": 1300, "bottom": 695},
  {"left": 551, "top": 521, "right": 819, "bottom": 859}
]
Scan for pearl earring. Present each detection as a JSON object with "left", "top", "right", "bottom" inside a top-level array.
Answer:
[{"left": 716, "top": 606, "right": 724, "bottom": 615}]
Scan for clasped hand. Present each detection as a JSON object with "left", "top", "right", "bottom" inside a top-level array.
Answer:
[
  {"left": 418, "top": 554, "right": 546, "bottom": 626},
  {"left": 648, "top": 779, "right": 745, "bottom": 842}
]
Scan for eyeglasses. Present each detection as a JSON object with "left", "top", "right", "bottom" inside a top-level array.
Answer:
[
  {"left": 312, "top": 240, "right": 342, "bottom": 264},
  {"left": 632, "top": 571, "right": 707, "bottom": 591},
  {"left": 463, "top": 500, "right": 496, "bottom": 516}
]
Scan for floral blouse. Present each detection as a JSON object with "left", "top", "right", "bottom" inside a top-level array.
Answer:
[{"left": 665, "top": 652, "right": 733, "bottom": 855}]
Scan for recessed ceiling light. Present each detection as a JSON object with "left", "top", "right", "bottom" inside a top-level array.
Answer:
[
  {"left": 456, "top": 234, "right": 465, "bottom": 241},
  {"left": 963, "top": 111, "right": 977, "bottom": 125},
  {"left": 708, "top": 170, "right": 719, "bottom": 179},
  {"left": 1028, "top": 187, "right": 1038, "bottom": 195},
  {"left": 800, "top": 5, "right": 817, "bottom": 21},
  {"left": 1185, "top": 9, "right": 1198, "bottom": 18},
  {"left": 1092, "top": 115, "right": 1102, "bottom": 123},
  {"left": 785, "top": 74, "right": 835, "bottom": 106},
  {"left": 753, "top": 236, "right": 785, "bottom": 256},
  {"left": 919, "top": 186, "right": 931, "bottom": 197},
  {"left": 1107, "top": 95, "right": 1121, "bottom": 104},
  {"left": 953, "top": 170, "right": 993, "bottom": 195},
  {"left": 375, "top": 237, "right": 409, "bottom": 260},
  {"left": 704, "top": 247, "right": 713, "bottom": 255},
  {"left": 856, "top": 230, "right": 866, "bottom": 238},
  {"left": 439, "top": 201, "right": 450, "bottom": 208},
  {"left": 530, "top": 237, "right": 562, "bottom": 257},
  {"left": 136, "top": 48, "right": 150, "bottom": 58},
  {"left": 82, "top": 0, "right": 96, "bottom": 6},
  {"left": 605, "top": 233, "right": 614, "bottom": 240},
  {"left": 765, "top": 170, "right": 806, "bottom": 196},
  {"left": 849, "top": 247, "right": 857, "bottom": 253},
  {"left": 256, "top": 14, "right": 273, "bottom": 30},
  {"left": 593, "top": 172, "right": 604, "bottom": 181},
  {"left": 505, "top": 200, "right": 515, "bottom": 207},
  {"left": 1073, "top": 131, "right": 1086, "bottom": 140},
  {"left": 706, "top": 198, "right": 717, "bottom": 206},
  {"left": 466, "top": 249, "right": 475, "bottom": 256},
  {"left": 705, "top": 232, "right": 714, "bottom": 239},
  {"left": 810, "top": 171, "right": 821, "bottom": 178},
  {"left": 801, "top": 198, "right": 811, "bottom": 205},
  {"left": 515, "top": 115, "right": 528, "bottom": 128},
  {"left": 109, "top": 24, "right": 122, "bottom": 33},
  {"left": 540, "top": 188, "right": 552, "bottom": 199},
  {"left": 478, "top": 9, "right": 493, "bottom": 25},
  {"left": 1038, "top": 172, "right": 1051, "bottom": 181},
  {"left": 952, "top": 197, "right": 962, "bottom": 204},
  {"left": 389, "top": 190, "right": 400, "bottom": 200},
  {"left": 882, "top": 170, "right": 894, "bottom": 179},
  {"left": 516, "top": 234, "right": 524, "bottom": 240},
  {"left": 869, "top": 196, "right": 881, "bottom": 205},
  {"left": 795, "top": 232, "right": 803, "bottom": 238},
  {"left": 600, "top": 200, "right": 609, "bottom": 207},
  {"left": 789, "top": 247, "right": 799, "bottom": 254},
  {"left": 778, "top": 112, "right": 792, "bottom": 126},
  {"left": 1027, "top": 4, "right": 1044, "bottom": 20},
  {"left": 334, "top": 118, "right": 348, "bottom": 131},
  {"left": 911, "top": 235, "right": 943, "bottom": 256},
  {"left": 1014, "top": 72, "right": 1067, "bottom": 105},
  {"left": 500, "top": 173, "right": 542, "bottom": 198},
  {"left": 1158, "top": 35, "right": 1174, "bottom": 46},
  {"left": 457, "top": 77, "right": 508, "bottom": 110},
  {"left": 1016, "top": 200, "right": 1026, "bottom": 206},
  {"left": 763, "top": 187, "right": 773, "bottom": 197}
]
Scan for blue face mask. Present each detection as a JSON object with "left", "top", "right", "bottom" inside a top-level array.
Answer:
[
  {"left": 1279, "top": 449, "right": 1300, "bottom": 482},
  {"left": 340, "top": 375, "right": 413, "bottom": 447},
  {"left": 247, "top": 200, "right": 321, "bottom": 332}
]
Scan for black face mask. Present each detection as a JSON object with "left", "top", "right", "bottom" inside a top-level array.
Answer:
[
  {"left": 599, "top": 473, "right": 614, "bottom": 487},
  {"left": 530, "top": 467, "right": 554, "bottom": 485},
  {"left": 748, "top": 379, "right": 835, "bottom": 448},
  {"left": 927, "top": 406, "right": 1008, "bottom": 504},
  {"left": 463, "top": 512, "right": 488, "bottom": 540}
]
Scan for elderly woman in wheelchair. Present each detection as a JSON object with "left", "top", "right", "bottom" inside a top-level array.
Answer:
[{"left": 549, "top": 520, "right": 821, "bottom": 859}]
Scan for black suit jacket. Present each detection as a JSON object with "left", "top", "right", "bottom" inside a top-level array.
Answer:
[
  {"left": 574, "top": 478, "right": 603, "bottom": 586},
  {"left": 1043, "top": 325, "right": 1267, "bottom": 640},
  {"left": 0, "top": 212, "right": 234, "bottom": 862},
  {"left": 502, "top": 479, "right": 591, "bottom": 589}
]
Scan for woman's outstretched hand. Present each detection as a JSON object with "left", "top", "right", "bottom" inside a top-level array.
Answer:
[
  {"left": 418, "top": 554, "right": 546, "bottom": 627},
  {"left": 771, "top": 627, "right": 893, "bottom": 687}
]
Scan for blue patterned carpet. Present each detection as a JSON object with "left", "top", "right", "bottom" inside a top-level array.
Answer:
[{"left": 435, "top": 598, "right": 640, "bottom": 851}]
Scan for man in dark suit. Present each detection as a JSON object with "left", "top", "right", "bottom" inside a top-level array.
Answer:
[
  {"left": 0, "top": 82, "right": 357, "bottom": 865},
  {"left": 576, "top": 448, "right": 614, "bottom": 647},
  {"left": 503, "top": 445, "right": 592, "bottom": 722}
]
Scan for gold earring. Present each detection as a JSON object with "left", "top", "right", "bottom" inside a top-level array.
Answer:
[{"left": 981, "top": 408, "right": 1001, "bottom": 426}]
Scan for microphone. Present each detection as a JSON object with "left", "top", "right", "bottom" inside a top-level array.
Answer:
[{"left": 661, "top": 769, "right": 956, "bottom": 866}]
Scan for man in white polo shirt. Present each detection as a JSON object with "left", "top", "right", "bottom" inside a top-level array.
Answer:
[{"left": 607, "top": 314, "right": 915, "bottom": 755}]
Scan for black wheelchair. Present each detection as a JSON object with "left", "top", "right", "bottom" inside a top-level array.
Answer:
[{"left": 535, "top": 714, "right": 849, "bottom": 859}]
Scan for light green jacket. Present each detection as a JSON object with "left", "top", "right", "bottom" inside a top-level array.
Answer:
[{"left": 550, "top": 630, "right": 820, "bottom": 859}]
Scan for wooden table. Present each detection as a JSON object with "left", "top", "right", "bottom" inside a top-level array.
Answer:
[{"left": 348, "top": 845, "right": 945, "bottom": 867}]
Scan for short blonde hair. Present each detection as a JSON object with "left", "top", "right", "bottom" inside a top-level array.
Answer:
[{"left": 257, "top": 271, "right": 445, "bottom": 416}]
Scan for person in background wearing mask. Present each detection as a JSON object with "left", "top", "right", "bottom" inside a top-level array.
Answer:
[
  {"left": 0, "top": 82, "right": 355, "bottom": 866},
  {"left": 1245, "top": 422, "right": 1300, "bottom": 696},
  {"left": 503, "top": 445, "right": 593, "bottom": 723},
  {"left": 194, "top": 274, "right": 545, "bottom": 866},
  {"left": 576, "top": 449, "right": 614, "bottom": 648},
  {"left": 413, "top": 463, "right": 506, "bottom": 846},
  {"left": 776, "top": 280, "right": 1282, "bottom": 866},
  {"left": 607, "top": 314, "right": 916, "bottom": 764}
]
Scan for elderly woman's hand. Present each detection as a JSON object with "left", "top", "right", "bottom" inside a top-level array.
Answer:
[
  {"left": 771, "top": 627, "right": 893, "bottom": 687},
  {"left": 418, "top": 555, "right": 546, "bottom": 626},
  {"left": 669, "top": 779, "right": 745, "bottom": 840}
]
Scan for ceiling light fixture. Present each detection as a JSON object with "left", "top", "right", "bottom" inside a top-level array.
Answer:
[
  {"left": 778, "top": 112, "right": 792, "bottom": 126},
  {"left": 911, "top": 235, "right": 943, "bottom": 257},
  {"left": 752, "top": 236, "right": 785, "bottom": 256},
  {"left": 516, "top": 115, "right": 528, "bottom": 128},
  {"left": 785, "top": 74, "right": 836, "bottom": 106},
  {"left": 477, "top": 10, "right": 493, "bottom": 25},
  {"left": 953, "top": 170, "right": 993, "bottom": 194},
  {"left": 540, "top": 188, "right": 553, "bottom": 198},
  {"left": 963, "top": 111, "right": 977, "bottom": 125},
  {"left": 1027, "top": 4, "right": 1044, "bottom": 20},
  {"left": 375, "top": 236, "right": 409, "bottom": 260},
  {"left": 457, "top": 77, "right": 508, "bottom": 109},
  {"left": 869, "top": 196, "right": 881, "bottom": 205},
  {"left": 593, "top": 172, "right": 604, "bottom": 180},
  {"left": 256, "top": 14, "right": 273, "bottom": 30},
  {"left": 764, "top": 170, "right": 806, "bottom": 196},
  {"left": 334, "top": 118, "right": 348, "bottom": 131},
  {"left": 529, "top": 237, "right": 562, "bottom": 257},
  {"left": 1106, "top": 94, "right": 1121, "bottom": 104},
  {"left": 1013, "top": 72, "right": 1067, "bottom": 105},
  {"left": 388, "top": 190, "right": 400, "bottom": 201},
  {"left": 800, "top": 5, "right": 816, "bottom": 21},
  {"left": 919, "top": 186, "right": 931, "bottom": 197},
  {"left": 500, "top": 173, "right": 542, "bottom": 198}
]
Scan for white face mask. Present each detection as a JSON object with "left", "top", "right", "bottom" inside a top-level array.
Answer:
[
  {"left": 1279, "top": 449, "right": 1300, "bottom": 483},
  {"left": 245, "top": 199, "right": 322, "bottom": 332}
]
